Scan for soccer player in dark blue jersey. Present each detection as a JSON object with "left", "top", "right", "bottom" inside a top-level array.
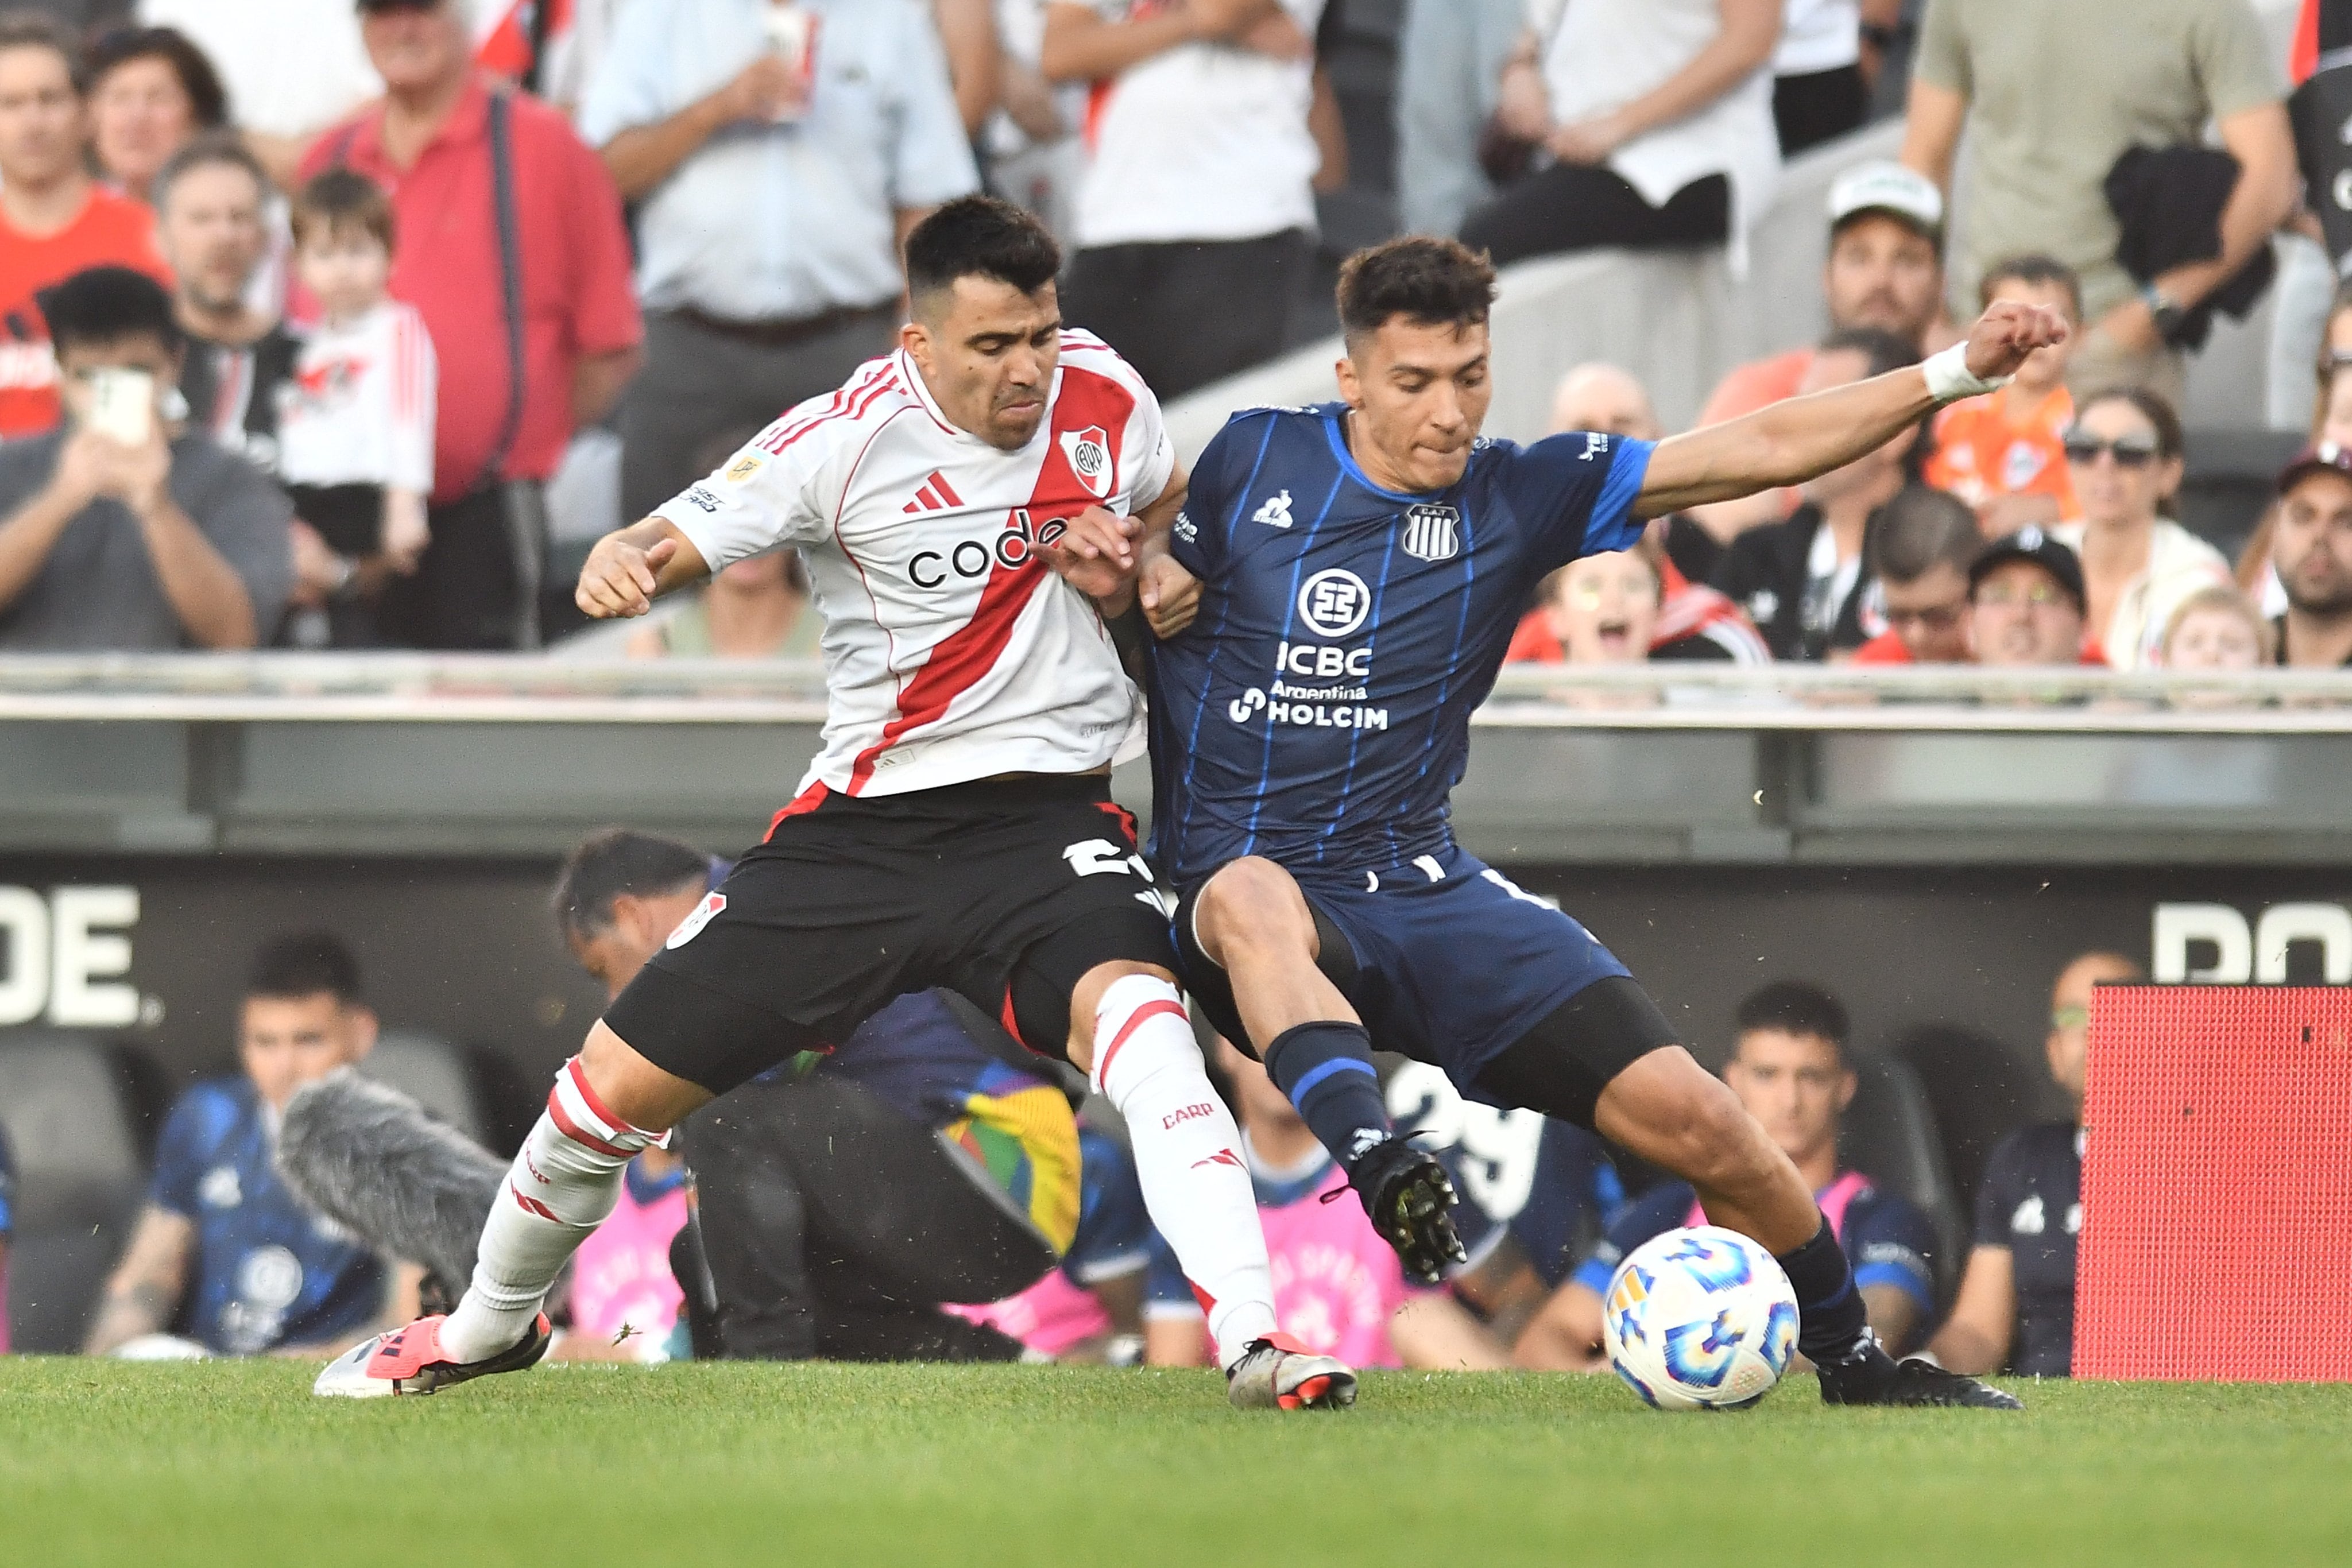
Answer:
[
  {"left": 1140, "top": 236, "right": 2053, "bottom": 1408},
  {"left": 1929, "top": 951, "right": 2137, "bottom": 1379}
]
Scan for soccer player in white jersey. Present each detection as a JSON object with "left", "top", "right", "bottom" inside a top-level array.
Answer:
[{"left": 316, "top": 198, "right": 1348, "bottom": 1410}]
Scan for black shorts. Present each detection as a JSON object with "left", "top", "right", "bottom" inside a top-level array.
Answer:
[{"left": 606, "top": 775, "right": 1177, "bottom": 1094}]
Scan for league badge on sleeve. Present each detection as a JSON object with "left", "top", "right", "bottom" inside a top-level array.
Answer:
[
  {"left": 1402, "top": 504, "right": 1460, "bottom": 562},
  {"left": 1060, "top": 425, "right": 1113, "bottom": 498},
  {"left": 664, "top": 892, "right": 727, "bottom": 950}
]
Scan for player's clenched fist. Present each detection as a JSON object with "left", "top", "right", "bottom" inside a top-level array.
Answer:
[
  {"left": 1041, "top": 504, "right": 1141, "bottom": 605},
  {"left": 1140, "top": 555, "right": 1202, "bottom": 640},
  {"left": 1963, "top": 300, "right": 2069, "bottom": 384},
  {"left": 577, "top": 531, "right": 679, "bottom": 619}
]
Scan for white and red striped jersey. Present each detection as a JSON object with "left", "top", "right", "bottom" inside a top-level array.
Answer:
[
  {"left": 660, "top": 330, "right": 1175, "bottom": 800},
  {"left": 276, "top": 301, "right": 438, "bottom": 494}
]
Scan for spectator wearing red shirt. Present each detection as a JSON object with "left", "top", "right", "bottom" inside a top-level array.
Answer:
[
  {"left": 300, "top": 0, "right": 641, "bottom": 649},
  {"left": 1847, "top": 486, "right": 1979, "bottom": 665},
  {"left": 0, "top": 11, "right": 173, "bottom": 439}
]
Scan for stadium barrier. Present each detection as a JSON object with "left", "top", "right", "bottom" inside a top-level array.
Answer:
[{"left": 2076, "top": 985, "right": 2352, "bottom": 1382}]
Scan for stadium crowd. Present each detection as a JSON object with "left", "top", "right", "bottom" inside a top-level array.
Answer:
[
  {"left": 0, "top": 0, "right": 2343, "bottom": 1383},
  {"left": 0, "top": 0, "right": 2344, "bottom": 670}
]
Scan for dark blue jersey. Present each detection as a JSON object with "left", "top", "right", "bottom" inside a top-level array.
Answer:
[
  {"left": 149, "top": 1078, "right": 386, "bottom": 1354},
  {"left": 0, "top": 1118, "right": 13, "bottom": 1238},
  {"left": 1974, "top": 1121, "right": 2082, "bottom": 1377},
  {"left": 1148, "top": 405, "right": 1652, "bottom": 885}
]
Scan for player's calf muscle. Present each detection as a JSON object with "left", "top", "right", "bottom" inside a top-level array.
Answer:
[
  {"left": 578, "top": 1019, "right": 710, "bottom": 1131},
  {"left": 1596, "top": 1050, "right": 1815, "bottom": 1249}
]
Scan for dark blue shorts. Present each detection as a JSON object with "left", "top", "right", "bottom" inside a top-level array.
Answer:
[{"left": 1174, "top": 845, "right": 1672, "bottom": 1121}]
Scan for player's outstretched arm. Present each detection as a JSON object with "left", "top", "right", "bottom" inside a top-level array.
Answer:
[
  {"left": 575, "top": 517, "right": 713, "bottom": 620},
  {"left": 1631, "top": 301, "right": 2067, "bottom": 520}
]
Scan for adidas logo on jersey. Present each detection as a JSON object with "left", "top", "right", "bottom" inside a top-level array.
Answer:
[
  {"left": 902, "top": 470, "right": 966, "bottom": 515},
  {"left": 1402, "top": 503, "right": 1460, "bottom": 562},
  {"left": 1252, "top": 490, "right": 1295, "bottom": 528}
]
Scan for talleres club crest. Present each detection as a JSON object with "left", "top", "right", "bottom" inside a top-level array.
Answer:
[
  {"left": 1402, "top": 502, "right": 1460, "bottom": 562},
  {"left": 1060, "top": 425, "right": 1113, "bottom": 499}
]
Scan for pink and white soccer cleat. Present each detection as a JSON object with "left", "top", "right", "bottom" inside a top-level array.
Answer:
[{"left": 314, "top": 1313, "right": 552, "bottom": 1398}]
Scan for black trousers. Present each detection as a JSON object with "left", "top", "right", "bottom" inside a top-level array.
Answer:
[
  {"left": 676, "top": 1073, "right": 1053, "bottom": 1361},
  {"left": 1060, "top": 229, "right": 1312, "bottom": 400},
  {"left": 1460, "top": 168, "right": 1729, "bottom": 267},
  {"left": 377, "top": 481, "right": 547, "bottom": 650},
  {"left": 1773, "top": 64, "right": 1869, "bottom": 158}
]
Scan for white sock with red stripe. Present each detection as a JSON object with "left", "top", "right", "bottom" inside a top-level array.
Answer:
[
  {"left": 1090, "top": 974, "right": 1278, "bottom": 1370},
  {"left": 438, "top": 1058, "right": 665, "bottom": 1365}
]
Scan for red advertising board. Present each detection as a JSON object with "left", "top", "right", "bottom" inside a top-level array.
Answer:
[{"left": 2075, "top": 986, "right": 2352, "bottom": 1381}]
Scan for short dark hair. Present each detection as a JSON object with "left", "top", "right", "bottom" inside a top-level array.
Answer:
[
  {"left": 1869, "top": 485, "right": 1982, "bottom": 585},
  {"left": 36, "top": 265, "right": 182, "bottom": 358},
  {"left": 1979, "top": 253, "right": 2082, "bottom": 320},
  {"left": 248, "top": 932, "right": 364, "bottom": 1005},
  {"left": 292, "top": 168, "right": 396, "bottom": 254},
  {"left": 553, "top": 828, "right": 714, "bottom": 940},
  {"left": 154, "top": 129, "right": 268, "bottom": 212},
  {"left": 1817, "top": 325, "right": 1920, "bottom": 382},
  {"left": 1734, "top": 980, "right": 1850, "bottom": 1053},
  {"left": 85, "top": 25, "right": 230, "bottom": 137},
  {"left": 0, "top": 10, "right": 83, "bottom": 92},
  {"left": 904, "top": 196, "right": 1061, "bottom": 302},
  {"left": 1336, "top": 237, "right": 1498, "bottom": 346}
]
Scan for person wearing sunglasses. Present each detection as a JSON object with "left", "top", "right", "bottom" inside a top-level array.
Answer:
[
  {"left": 2050, "top": 388, "right": 2230, "bottom": 668},
  {"left": 1928, "top": 951, "right": 2140, "bottom": 1379}
]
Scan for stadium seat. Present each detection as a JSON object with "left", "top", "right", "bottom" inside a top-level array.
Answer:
[
  {"left": 0, "top": 1032, "right": 151, "bottom": 1353},
  {"left": 360, "top": 1032, "right": 491, "bottom": 1147},
  {"left": 1840, "top": 1047, "right": 1967, "bottom": 1304}
]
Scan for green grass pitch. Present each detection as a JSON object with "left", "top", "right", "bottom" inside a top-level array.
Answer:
[{"left": 3, "top": 1360, "right": 2349, "bottom": 1567}]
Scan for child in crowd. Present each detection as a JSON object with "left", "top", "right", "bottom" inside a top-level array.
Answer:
[
  {"left": 1925, "top": 255, "right": 2083, "bottom": 536},
  {"left": 277, "top": 169, "right": 435, "bottom": 646},
  {"left": 2160, "top": 583, "right": 2273, "bottom": 670}
]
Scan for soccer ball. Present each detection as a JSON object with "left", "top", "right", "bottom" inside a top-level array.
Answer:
[{"left": 1600, "top": 1225, "right": 1798, "bottom": 1410}]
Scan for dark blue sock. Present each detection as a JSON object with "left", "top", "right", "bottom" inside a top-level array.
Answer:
[
  {"left": 1777, "top": 1217, "right": 1870, "bottom": 1364},
  {"left": 1262, "top": 1021, "right": 1391, "bottom": 1173}
]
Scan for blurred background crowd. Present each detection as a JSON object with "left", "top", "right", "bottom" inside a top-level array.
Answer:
[{"left": 0, "top": 0, "right": 2346, "bottom": 674}]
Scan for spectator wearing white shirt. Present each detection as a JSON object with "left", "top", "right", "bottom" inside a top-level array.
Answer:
[
  {"left": 1771, "top": 0, "right": 1901, "bottom": 156},
  {"left": 1465, "top": 0, "right": 1781, "bottom": 268},
  {"left": 581, "top": 0, "right": 981, "bottom": 524},
  {"left": 276, "top": 169, "right": 438, "bottom": 649},
  {"left": 2051, "top": 388, "right": 2229, "bottom": 670},
  {"left": 1042, "top": 0, "right": 1334, "bottom": 399}
]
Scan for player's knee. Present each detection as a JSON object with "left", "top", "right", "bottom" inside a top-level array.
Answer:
[
  {"left": 1196, "top": 856, "right": 1316, "bottom": 965},
  {"left": 575, "top": 1021, "right": 694, "bottom": 1137},
  {"left": 1089, "top": 971, "right": 1204, "bottom": 1101}
]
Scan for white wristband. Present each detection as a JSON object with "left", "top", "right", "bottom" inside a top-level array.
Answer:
[{"left": 1921, "top": 341, "right": 2010, "bottom": 404}]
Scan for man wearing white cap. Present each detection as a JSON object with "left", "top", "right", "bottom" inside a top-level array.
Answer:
[{"left": 1698, "top": 158, "right": 1948, "bottom": 427}]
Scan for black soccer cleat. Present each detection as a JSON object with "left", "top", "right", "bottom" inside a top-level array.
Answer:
[
  {"left": 1348, "top": 1137, "right": 1467, "bottom": 1287},
  {"left": 1816, "top": 1334, "right": 2024, "bottom": 1410}
]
